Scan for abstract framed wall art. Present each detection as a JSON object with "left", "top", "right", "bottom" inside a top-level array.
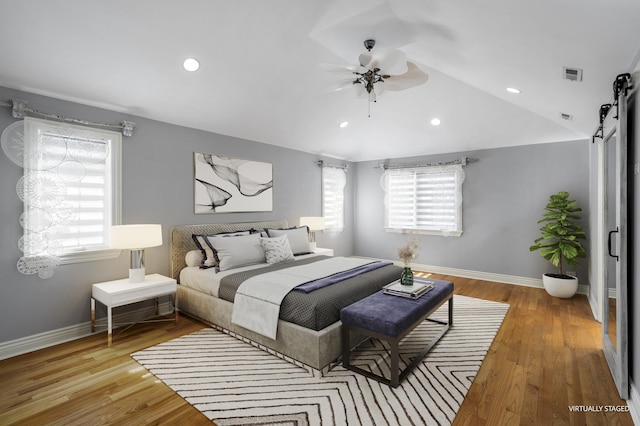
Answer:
[{"left": 194, "top": 152, "right": 273, "bottom": 214}]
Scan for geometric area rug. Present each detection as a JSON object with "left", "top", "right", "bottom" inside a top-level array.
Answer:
[{"left": 132, "top": 295, "right": 509, "bottom": 426}]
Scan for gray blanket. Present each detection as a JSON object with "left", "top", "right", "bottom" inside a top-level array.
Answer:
[{"left": 219, "top": 256, "right": 403, "bottom": 331}]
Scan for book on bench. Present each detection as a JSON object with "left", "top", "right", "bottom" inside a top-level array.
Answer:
[{"left": 383, "top": 278, "right": 434, "bottom": 299}]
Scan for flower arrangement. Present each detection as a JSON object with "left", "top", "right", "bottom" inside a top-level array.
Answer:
[{"left": 397, "top": 236, "right": 420, "bottom": 266}]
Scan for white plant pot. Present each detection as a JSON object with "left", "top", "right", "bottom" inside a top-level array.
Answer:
[{"left": 542, "top": 274, "right": 578, "bottom": 298}]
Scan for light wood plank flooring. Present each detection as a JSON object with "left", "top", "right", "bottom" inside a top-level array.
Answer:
[{"left": 0, "top": 275, "right": 633, "bottom": 425}]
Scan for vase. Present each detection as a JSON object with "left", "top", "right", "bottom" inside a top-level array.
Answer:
[
  {"left": 542, "top": 273, "right": 578, "bottom": 298},
  {"left": 400, "top": 266, "right": 414, "bottom": 286}
]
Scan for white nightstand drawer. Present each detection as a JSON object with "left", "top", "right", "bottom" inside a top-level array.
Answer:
[{"left": 92, "top": 274, "right": 176, "bottom": 307}]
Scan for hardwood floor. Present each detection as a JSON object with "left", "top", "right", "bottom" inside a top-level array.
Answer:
[{"left": 0, "top": 275, "right": 633, "bottom": 425}]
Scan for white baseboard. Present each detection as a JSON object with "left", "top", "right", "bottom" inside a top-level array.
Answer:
[
  {"left": 409, "top": 262, "right": 589, "bottom": 295},
  {"left": 629, "top": 381, "right": 640, "bottom": 424},
  {"left": 0, "top": 302, "right": 174, "bottom": 361}
]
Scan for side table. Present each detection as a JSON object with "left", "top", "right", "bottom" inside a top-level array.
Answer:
[{"left": 91, "top": 273, "right": 177, "bottom": 345}]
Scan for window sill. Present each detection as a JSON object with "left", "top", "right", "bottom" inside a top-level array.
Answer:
[
  {"left": 58, "top": 249, "right": 122, "bottom": 265},
  {"left": 384, "top": 228, "right": 463, "bottom": 237}
]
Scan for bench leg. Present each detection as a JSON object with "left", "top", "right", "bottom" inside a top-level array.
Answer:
[
  {"left": 342, "top": 326, "right": 351, "bottom": 368},
  {"left": 390, "top": 339, "right": 400, "bottom": 387}
]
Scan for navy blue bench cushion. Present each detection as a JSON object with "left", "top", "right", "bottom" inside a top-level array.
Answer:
[{"left": 340, "top": 279, "right": 453, "bottom": 338}]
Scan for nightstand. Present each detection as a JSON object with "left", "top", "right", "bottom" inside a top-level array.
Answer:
[
  {"left": 313, "top": 247, "right": 334, "bottom": 256},
  {"left": 91, "top": 273, "right": 177, "bottom": 345}
]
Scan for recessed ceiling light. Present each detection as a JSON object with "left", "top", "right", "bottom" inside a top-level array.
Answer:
[
  {"left": 339, "top": 121, "right": 349, "bottom": 128},
  {"left": 430, "top": 118, "right": 441, "bottom": 126},
  {"left": 506, "top": 87, "right": 521, "bottom": 94},
  {"left": 183, "top": 58, "right": 200, "bottom": 72}
]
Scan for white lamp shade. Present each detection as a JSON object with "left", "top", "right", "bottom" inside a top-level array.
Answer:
[
  {"left": 299, "top": 217, "right": 325, "bottom": 231},
  {"left": 110, "top": 224, "right": 163, "bottom": 249}
]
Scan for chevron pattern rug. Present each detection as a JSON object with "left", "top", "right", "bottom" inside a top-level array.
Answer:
[{"left": 132, "top": 295, "right": 509, "bottom": 425}]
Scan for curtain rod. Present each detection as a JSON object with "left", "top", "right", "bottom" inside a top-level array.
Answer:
[
  {"left": 316, "top": 160, "right": 349, "bottom": 170},
  {"left": 376, "top": 156, "right": 477, "bottom": 170},
  {"left": 1, "top": 99, "right": 135, "bottom": 136}
]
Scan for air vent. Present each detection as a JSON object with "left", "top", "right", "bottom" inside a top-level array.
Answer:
[
  {"left": 560, "top": 112, "right": 573, "bottom": 120},
  {"left": 563, "top": 67, "right": 583, "bottom": 82}
]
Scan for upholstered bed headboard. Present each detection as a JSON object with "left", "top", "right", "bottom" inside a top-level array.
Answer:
[{"left": 169, "top": 220, "right": 289, "bottom": 281}]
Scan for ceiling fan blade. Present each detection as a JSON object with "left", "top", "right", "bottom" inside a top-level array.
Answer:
[
  {"left": 320, "top": 63, "right": 366, "bottom": 74},
  {"left": 384, "top": 62, "right": 429, "bottom": 91},
  {"left": 368, "top": 49, "right": 408, "bottom": 75},
  {"left": 333, "top": 79, "right": 356, "bottom": 92}
]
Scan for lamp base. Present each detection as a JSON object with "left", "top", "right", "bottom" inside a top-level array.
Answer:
[
  {"left": 129, "top": 267, "right": 146, "bottom": 283},
  {"left": 309, "top": 242, "right": 317, "bottom": 251}
]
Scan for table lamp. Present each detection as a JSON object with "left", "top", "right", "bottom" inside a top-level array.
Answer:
[
  {"left": 110, "top": 224, "right": 163, "bottom": 283},
  {"left": 299, "top": 217, "right": 325, "bottom": 251}
]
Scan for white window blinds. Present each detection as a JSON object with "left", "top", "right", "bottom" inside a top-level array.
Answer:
[
  {"left": 18, "top": 117, "right": 121, "bottom": 277},
  {"left": 383, "top": 164, "right": 464, "bottom": 236},
  {"left": 322, "top": 165, "right": 346, "bottom": 232}
]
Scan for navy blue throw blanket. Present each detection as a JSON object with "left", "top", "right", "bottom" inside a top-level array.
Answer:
[{"left": 293, "top": 261, "right": 393, "bottom": 293}]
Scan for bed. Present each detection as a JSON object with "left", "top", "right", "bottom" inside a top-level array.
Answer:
[{"left": 170, "top": 220, "right": 402, "bottom": 371}]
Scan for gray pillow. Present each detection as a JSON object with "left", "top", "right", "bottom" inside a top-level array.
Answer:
[
  {"left": 206, "top": 233, "right": 266, "bottom": 271},
  {"left": 265, "top": 226, "right": 311, "bottom": 255}
]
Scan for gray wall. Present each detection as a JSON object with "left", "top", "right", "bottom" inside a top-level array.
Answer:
[
  {"left": 0, "top": 86, "right": 354, "bottom": 343},
  {"left": 353, "top": 141, "right": 590, "bottom": 281}
]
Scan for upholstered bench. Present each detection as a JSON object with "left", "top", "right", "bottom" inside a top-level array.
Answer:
[{"left": 340, "top": 279, "right": 454, "bottom": 387}]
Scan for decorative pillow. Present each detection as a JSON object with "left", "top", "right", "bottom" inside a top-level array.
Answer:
[
  {"left": 260, "top": 235, "right": 295, "bottom": 264},
  {"left": 185, "top": 250, "right": 204, "bottom": 267},
  {"left": 265, "top": 226, "right": 311, "bottom": 255},
  {"left": 192, "top": 231, "right": 250, "bottom": 267},
  {"left": 206, "top": 233, "right": 266, "bottom": 271}
]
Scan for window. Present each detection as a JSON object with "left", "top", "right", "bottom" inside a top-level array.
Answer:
[
  {"left": 383, "top": 164, "right": 464, "bottom": 236},
  {"left": 321, "top": 165, "right": 346, "bottom": 232},
  {"left": 20, "top": 117, "right": 121, "bottom": 270}
]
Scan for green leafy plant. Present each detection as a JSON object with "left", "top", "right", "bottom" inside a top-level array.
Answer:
[{"left": 529, "top": 191, "right": 587, "bottom": 278}]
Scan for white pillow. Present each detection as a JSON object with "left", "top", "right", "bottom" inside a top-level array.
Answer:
[
  {"left": 185, "top": 250, "right": 204, "bottom": 267},
  {"left": 260, "top": 235, "right": 295, "bottom": 264},
  {"left": 206, "top": 233, "right": 266, "bottom": 271},
  {"left": 192, "top": 231, "right": 250, "bottom": 267},
  {"left": 265, "top": 227, "right": 311, "bottom": 255}
]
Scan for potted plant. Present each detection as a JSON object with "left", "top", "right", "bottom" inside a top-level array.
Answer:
[{"left": 529, "top": 191, "right": 587, "bottom": 298}]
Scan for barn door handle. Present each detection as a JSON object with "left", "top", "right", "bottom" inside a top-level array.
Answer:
[{"left": 608, "top": 227, "right": 619, "bottom": 261}]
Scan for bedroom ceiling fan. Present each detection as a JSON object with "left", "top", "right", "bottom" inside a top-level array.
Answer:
[{"left": 324, "top": 39, "right": 429, "bottom": 115}]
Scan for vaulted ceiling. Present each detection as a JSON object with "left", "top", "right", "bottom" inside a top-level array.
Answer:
[{"left": 1, "top": 0, "right": 639, "bottom": 161}]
